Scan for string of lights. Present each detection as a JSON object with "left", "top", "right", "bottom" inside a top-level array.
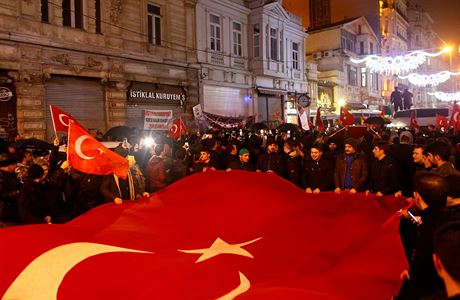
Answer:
[
  {"left": 428, "top": 91, "right": 460, "bottom": 101},
  {"left": 398, "top": 71, "right": 460, "bottom": 87},
  {"left": 350, "top": 49, "right": 449, "bottom": 75}
]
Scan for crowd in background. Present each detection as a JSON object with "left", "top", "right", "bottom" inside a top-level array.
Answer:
[{"left": 1, "top": 124, "right": 460, "bottom": 299}]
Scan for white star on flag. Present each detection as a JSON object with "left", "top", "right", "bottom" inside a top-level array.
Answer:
[{"left": 178, "top": 237, "right": 262, "bottom": 263}]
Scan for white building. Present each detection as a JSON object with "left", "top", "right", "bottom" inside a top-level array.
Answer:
[
  {"left": 196, "top": 0, "right": 253, "bottom": 119},
  {"left": 247, "top": 0, "right": 308, "bottom": 125},
  {"left": 307, "top": 17, "right": 382, "bottom": 112}
]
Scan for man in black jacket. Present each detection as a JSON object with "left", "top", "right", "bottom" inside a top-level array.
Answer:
[
  {"left": 0, "top": 156, "right": 20, "bottom": 223},
  {"left": 256, "top": 137, "right": 284, "bottom": 176},
  {"left": 227, "top": 148, "right": 253, "bottom": 171},
  {"left": 302, "top": 143, "right": 334, "bottom": 193},
  {"left": 367, "top": 141, "right": 400, "bottom": 196},
  {"left": 396, "top": 173, "right": 448, "bottom": 299}
]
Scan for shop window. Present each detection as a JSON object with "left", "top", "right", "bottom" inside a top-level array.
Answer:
[
  {"left": 361, "top": 67, "right": 367, "bottom": 87},
  {"left": 148, "top": 3, "right": 161, "bottom": 45}
]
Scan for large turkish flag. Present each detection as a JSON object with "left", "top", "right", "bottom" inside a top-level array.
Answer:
[{"left": 0, "top": 171, "right": 407, "bottom": 299}]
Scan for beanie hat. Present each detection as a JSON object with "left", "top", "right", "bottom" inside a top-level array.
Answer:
[
  {"left": 344, "top": 138, "right": 358, "bottom": 150},
  {"left": 239, "top": 148, "right": 249, "bottom": 155},
  {"left": 27, "top": 163, "right": 44, "bottom": 180}
]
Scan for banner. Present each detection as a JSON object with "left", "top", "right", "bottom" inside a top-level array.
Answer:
[
  {"left": 143, "top": 110, "right": 173, "bottom": 130},
  {"left": 0, "top": 171, "right": 407, "bottom": 300}
]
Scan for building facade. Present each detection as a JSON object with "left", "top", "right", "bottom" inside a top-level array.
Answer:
[
  {"left": 306, "top": 17, "right": 382, "bottom": 113},
  {"left": 247, "top": 0, "right": 308, "bottom": 125},
  {"left": 195, "top": 0, "right": 253, "bottom": 119},
  {"left": 0, "top": 0, "right": 198, "bottom": 140}
]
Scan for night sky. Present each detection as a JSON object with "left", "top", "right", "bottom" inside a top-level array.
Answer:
[{"left": 283, "top": 0, "right": 460, "bottom": 47}]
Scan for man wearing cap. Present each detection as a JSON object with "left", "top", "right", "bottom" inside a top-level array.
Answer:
[
  {"left": 334, "top": 138, "right": 368, "bottom": 194},
  {"left": 256, "top": 137, "right": 284, "bottom": 176},
  {"left": 0, "top": 155, "right": 20, "bottom": 223},
  {"left": 226, "top": 148, "right": 253, "bottom": 171}
]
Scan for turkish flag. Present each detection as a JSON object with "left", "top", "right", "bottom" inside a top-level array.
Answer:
[
  {"left": 436, "top": 114, "right": 449, "bottom": 130},
  {"left": 0, "top": 171, "right": 407, "bottom": 300},
  {"left": 380, "top": 108, "right": 385, "bottom": 117},
  {"left": 409, "top": 111, "right": 420, "bottom": 130},
  {"left": 450, "top": 103, "right": 460, "bottom": 130},
  {"left": 68, "top": 121, "right": 128, "bottom": 179},
  {"left": 340, "top": 107, "right": 356, "bottom": 126},
  {"left": 167, "top": 118, "right": 188, "bottom": 139},
  {"left": 315, "top": 107, "right": 325, "bottom": 132},
  {"left": 50, "top": 105, "right": 83, "bottom": 133}
]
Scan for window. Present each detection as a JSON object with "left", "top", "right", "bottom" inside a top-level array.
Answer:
[
  {"left": 270, "top": 28, "right": 278, "bottom": 61},
  {"left": 292, "top": 42, "right": 299, "bottom": 70},
  {"left": 360, "top": 41, "right": 364, "bottom": 54},
  {"left": 210, "top": 14, "right": 221, "bottom": 52},
  {"left": 232, "top": 22, "right": 242, "bottom": 56},
  {"left": 253, "top": 24, "right": 260, "bottom": 57},
  {"left": 62, "top": 0, "right": 83, "bottom": 29},
  {"left": 41, "top": 0, "right": 49, "bottom": 22},
  {"left": 370, "top": 42, "right": 374, "bottom": 54},
  {"left": 347, "top": 65, "right": 357, "bottom": 86},
  {"left": 95, "top": 0, "right": 101, "bottom": 33},
  {"left": 148, "top": 3, "right": 161, "bottom": 45},
  {"left": 361, "top": 67, "right": 367, "bottom": 87}
]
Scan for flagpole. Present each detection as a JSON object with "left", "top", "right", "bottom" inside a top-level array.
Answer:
[
  {"left": 50, "top": 105, "right": 58, "bottom": 139},
  {"left": 66, "top": 120, "right": 71, "bottom": 161}
]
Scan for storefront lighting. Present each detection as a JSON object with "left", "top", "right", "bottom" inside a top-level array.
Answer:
[
  {"left": 428, "top": 91, "right": 460, "bottom": 102},
  {"left": 350, "top": 49, "right": 448, "bottom": 75},
  {"left": 399, "top": 71, "right": 460, "bottom": 87}
]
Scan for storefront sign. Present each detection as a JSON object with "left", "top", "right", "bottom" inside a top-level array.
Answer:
[
  {"left": 144, "top": 110, "right": 173, "bottom": 130},
  {"left": 0, "top": 70, "right": 17, "bottom": 139},
  {"left": 128, "top": 82, "right": 186, "bottom": 105}
]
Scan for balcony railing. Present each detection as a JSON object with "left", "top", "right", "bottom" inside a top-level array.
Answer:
[{"left": 210, "top": 52, "right": 224, "bottom": 65}]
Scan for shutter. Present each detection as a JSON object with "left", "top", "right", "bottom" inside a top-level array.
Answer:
[
  {"left": 203, "top": 85, "right": 247, "bottom": 116},
  {"left": 45, "top": 76, "right": 105, "bottom": 140}
]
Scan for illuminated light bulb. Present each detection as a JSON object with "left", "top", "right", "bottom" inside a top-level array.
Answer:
[
  {"left": 351, "top": 49, "right": 447, "bottom": 75},
  {"left": 399, "top": 71, "right": 460, "bottom": 87},
  {"left": 428, "top": 91, "right": 460, "bottom": 102}
]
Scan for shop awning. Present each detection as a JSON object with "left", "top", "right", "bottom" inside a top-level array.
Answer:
[{"left": 256, "top": 87, "right": 288, "bottom": 96}]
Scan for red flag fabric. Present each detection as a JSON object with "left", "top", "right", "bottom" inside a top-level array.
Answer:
[
  {"left": 409, "top": 111, "right": 420, "bottom": 130},
  {"left": 340, "top": 107, "right": 356, "bottom": 126},
  {"left": 380, "top": 108, "right": 385, "bottom": 117},
  {"left": 50, "top": 105, "right": 82, "bottom": 133},
  {"left": 168, "top": 118, "right": 188, "bottom": 138},
  {"left": 315, "top": 108, "right": 325, "bottom": 132},
  {"left": 68, "top": 121, "right": 128, "bottom": 179},
  {"left": 0, "top": 171, "right": 407, "bottom": 300},
  {"left": 435, "top": 114, "right": 449, "bottom": 130},
  {"left": 450, "top": 103, "right": 460, "bottom": 130}
]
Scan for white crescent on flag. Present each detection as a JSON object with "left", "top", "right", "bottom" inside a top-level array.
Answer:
[
  {"left": 58, "top": 113, "right": 70, "bottom": 126},
  {"left": 75, "top": 135, "right": 96, "bottom": 160},
  {"left": 2, "top": 243, "right": 151, "bottom": 300},
  {"left": 170, "top": 124, "right": 178, "bottom": 134}
]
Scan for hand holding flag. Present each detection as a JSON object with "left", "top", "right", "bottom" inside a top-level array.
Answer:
[{"left": 340, "top": 107, "right": 355, "bottom": 126}]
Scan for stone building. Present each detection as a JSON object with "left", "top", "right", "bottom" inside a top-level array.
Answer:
[{"left": 0, "top": 0, "right": 198, "bottom": 140}]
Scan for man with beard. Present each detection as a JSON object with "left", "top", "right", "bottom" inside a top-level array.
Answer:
[
  {"left": 334, "top": 138, "right": 368, "bottom": 194},
  {"left": 256, "top": 137, "right": 284, "bottom": 176},
  {"left": 226, "top": 148, "right": 253, "bottom": 171}
]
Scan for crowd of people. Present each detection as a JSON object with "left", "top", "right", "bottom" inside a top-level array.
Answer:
[{"left": 1, "top": 124, "right": 460, "bottom": 299}]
